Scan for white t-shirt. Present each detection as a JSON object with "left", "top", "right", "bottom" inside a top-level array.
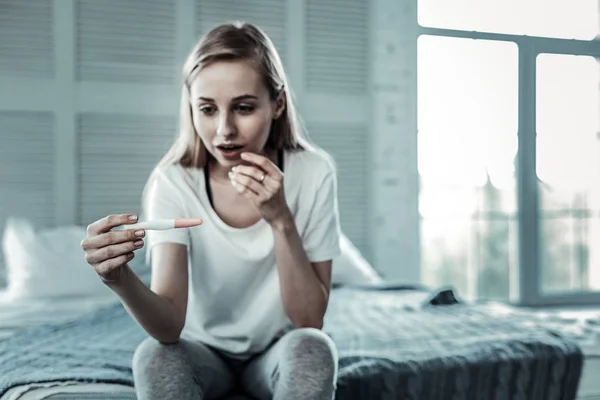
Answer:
[{"left": 145, "top": 148, "right": 341, "bottom": 359}]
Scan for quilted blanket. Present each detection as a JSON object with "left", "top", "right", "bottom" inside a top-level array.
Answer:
[{"left": 0, "top": 285, "right": 583, "bottom": 399}]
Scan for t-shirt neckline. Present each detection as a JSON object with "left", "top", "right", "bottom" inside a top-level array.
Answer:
[{"left": 200, "top": 149, "right": 285, "bottom": 233}]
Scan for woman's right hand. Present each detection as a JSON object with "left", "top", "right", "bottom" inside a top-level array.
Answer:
[{"left": 80, "top": 214, "right": 145, "bottom": 283}]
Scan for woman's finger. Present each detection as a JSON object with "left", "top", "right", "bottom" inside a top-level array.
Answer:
[
  {"left": 87, "top": 213, "right": 139, "bottom": 236},
  {"left": 240, "top": 152, "right": 281, "bottom": 178},
  {"left": 85, "top": 239, "right": 144, "bottom": 265},
  {"left": 231, "top": 164, "right": 266, "bottom": 183},
  {"left": 82, "top": 228, "right": 145, "bottom": 251},
  {"left": 231, "top": 180, "right": 261, "bottom": 205},
  {"left": 231, "top": 164, "right": 282, "bottom": 194},
  {"left": 229, "top": 171, "right": 266, "bottom": 196},
  {"left": 230, "top": 175, "right": 263, "bottom": 203},
  {"left": 94, "top": 252, "right": 135, "bottom": 277}
]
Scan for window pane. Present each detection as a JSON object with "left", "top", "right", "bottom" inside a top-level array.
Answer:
[
  {"left": 418, "top": 35, "right": 519, "bottom": 301},
  {"left": 418, "top": 0, "right": 599, "bottom": 40},
  {"left": 537, "top": 54, "right": 600, "bottom": 293}
]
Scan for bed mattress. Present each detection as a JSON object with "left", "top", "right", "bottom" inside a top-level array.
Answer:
[
  {"left": 0, "top": 292, "right": 118, "bottom": 341},
  {"left": 0, "top": 285, "right": 590, "bottom": 400},
  {"left": 579, "top": 355, "right": 600, "bottom": 400},
  {"left": 3, "top": 383, "right": 136, "bottom": 400},
  {"left": 7, "top": 362, "right": 600, "bottom": 400}
]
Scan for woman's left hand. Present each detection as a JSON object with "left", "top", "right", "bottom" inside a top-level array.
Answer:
[{"left": 229, "top": 152, "right": 291, "bottom": 225}]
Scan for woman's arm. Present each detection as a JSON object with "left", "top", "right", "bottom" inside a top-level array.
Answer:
[
  {"left": 271, "top": 214, "right": 331, "bottom": 329},
  {"left": 105, "top": 242, "right": 189, "bottom": 344},
  {"left": 229, "top": 152, "right": 340, "bottom": 330},
  {"left": 82, "top": 214, "right": 189, "bottom": 343}
]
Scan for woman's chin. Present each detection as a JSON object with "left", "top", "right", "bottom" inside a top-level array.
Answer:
[
  {"left": 209, "top": 149, "right": 242, "bottom": 166},
  {"left": 218, "top": 154, "right": 243, "bottom": 166}
]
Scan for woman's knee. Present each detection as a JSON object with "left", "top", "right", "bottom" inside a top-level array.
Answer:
[
  {"left": 132, "top": 337, "right": 186, "bottom": 377},
  {"left": 132, "top": 338, "right": 203, "bottom": 399},
  {"left": 282, "top": 328, "right": 338, "bottom": 378},
  {"left": 132, "top": 337, "right": 235, "bottom": 400}
]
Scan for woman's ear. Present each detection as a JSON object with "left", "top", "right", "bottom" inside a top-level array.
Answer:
[{"left": 273, "top": 90, "right": 286, "bottom": 119}]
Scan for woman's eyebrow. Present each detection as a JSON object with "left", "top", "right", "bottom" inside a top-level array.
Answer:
[
  {"left": 232, "top": 94, "right": 259, "bottom": 101},
  {"left": 197, "top": 94, "right": 259, "bottom": 102}
]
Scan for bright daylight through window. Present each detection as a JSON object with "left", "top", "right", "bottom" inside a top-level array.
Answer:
[
  {"left": 417, "top": 0, "right": 600, "bottom": 302},
  {"left": 418, "top": 0, "right": 599, "bottom": 40},
  {"left": 537, "top": 54, "right": 600, "bottom": 294}
]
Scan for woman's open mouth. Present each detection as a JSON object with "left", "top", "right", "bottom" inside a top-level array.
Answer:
[{"left": 216, "top": 144, "right": 245, "bottom": 159}]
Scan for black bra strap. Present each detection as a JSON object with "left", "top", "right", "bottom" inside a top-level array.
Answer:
[
  {"left": 204, "top": 163, "right": 213, "bottom": 207},
  {"left": 278, "top": 148, "right": 284, "bottom": 172}
]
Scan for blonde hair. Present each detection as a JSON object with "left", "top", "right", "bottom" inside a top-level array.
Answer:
[
  {"left": 159, "top": 21, "right": 310, "bottom": 169},
  {"left": 141, "top": 21, "right": 314, "bottom": 219}
]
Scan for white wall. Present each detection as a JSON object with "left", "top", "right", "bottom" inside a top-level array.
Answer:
[
  {"left": 0, "top": 0, "right": 420, "bottom": 282},
  {"left": 370, "top": 0, "right": 420, "bottom": 281}
]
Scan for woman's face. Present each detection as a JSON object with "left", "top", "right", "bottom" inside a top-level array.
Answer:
[{"left": 189, "top": 59, "right": 283, "bottom": 168}]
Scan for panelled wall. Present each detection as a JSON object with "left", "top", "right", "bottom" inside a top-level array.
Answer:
[{"left": 0, "top": 0, "right": 419, "bottom": 282}]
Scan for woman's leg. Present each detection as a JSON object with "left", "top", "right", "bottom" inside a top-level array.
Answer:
[
  {"left": 132, "top": 337, "right": 235, "bottom": 400},
  {"left": 241, "top": 328, "right": 338, "bottom": 400}
]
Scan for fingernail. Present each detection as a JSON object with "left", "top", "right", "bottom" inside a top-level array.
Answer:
[
  {"left": 134, "top": 240, "right": 144, "bottom": 248},
  {"left": 231, "top": 166, "right": 237, "bottom": 171},
  {"left": 135, "top": 230, "right": 145, "bottom": 237},
  {"left": 128, "top": 253, "right": 135, "bottom": 259},
  {"left": 129, "top": 214, "right": 138, "bottom": 221},
  {"left": 228, "top": 171, "right": 234, "bottom": 178}
]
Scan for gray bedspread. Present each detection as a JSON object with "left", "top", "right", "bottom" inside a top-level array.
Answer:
[{"left": 0, "top": 285, "right": 583, "bottom": 399}]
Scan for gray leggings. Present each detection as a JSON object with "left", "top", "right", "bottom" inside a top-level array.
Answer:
[{"left": 132, "top": 327, "right": 338, "bottom": 400}]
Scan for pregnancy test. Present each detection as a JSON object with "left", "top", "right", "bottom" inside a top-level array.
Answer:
[{"left": 119, "top": 218, "right": 203, "bottom": 231}]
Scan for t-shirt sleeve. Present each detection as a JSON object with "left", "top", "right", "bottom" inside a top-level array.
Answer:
[
  {"left": 302, "top": 167, "right": 342, "bottom": 262},
  {"left": 144, "top": 168, "right": 190, "bottom": 252}
]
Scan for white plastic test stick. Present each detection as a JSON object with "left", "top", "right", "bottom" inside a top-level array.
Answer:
[{"left": 119, "top": 218, "right": 203, "bottom": 231}]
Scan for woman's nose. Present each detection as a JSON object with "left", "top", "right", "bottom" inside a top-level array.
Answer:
[{"left": 216, "top": 113, "right": 236, "bottom": 137}]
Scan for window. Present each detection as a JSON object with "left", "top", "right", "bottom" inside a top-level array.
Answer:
[
  {"left": 536, "top": 54, "right": 600, "bottom": 293},
  {"left": 418, "top": 36, "right": 519, "bottom": 301},
  {"left": 417, "top": 0, "right": 600, "bottom": 305},
  {"left": 418, "top": 0, "right": 599, "bottom": 40}
]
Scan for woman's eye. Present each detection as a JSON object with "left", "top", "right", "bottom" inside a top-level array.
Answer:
[
  {"left": 199, "top": 105, "right": 215, "bottom": 115},
  {"left": 235, "top": 104, "right": 255, "bottom": 114}
]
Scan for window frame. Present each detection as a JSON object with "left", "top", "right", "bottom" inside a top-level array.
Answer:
[{"left": 417, "top": 24, "right": 600, "bottom": 306}]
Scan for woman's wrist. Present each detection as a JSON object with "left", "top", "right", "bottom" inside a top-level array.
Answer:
[
  {"left": 99, "top": 264, "right": 132, "bottom": 288},
  {"left": 269, "top": 209, "right": 295, "bottom": 234}
]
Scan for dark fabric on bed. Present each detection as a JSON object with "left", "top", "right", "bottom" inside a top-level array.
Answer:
[
  {"left": 43, "top": 393, "right": 137, "bottom": 400},
  {"left": 0, "top": 286, "right": 583, "bottom": 400},
  {"left": 43, "top": 394, "right": 251, "bottom": 400},
  {"left": 327, "top": 288, "right": 583, "bottom": 400}
]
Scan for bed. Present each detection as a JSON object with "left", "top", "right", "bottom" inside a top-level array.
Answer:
[
  {"left": 0, "top": 282, "right": 594, "bottom": 400},
  {"left": 473, "top": 303, "right": 600, "bottom": 400}
]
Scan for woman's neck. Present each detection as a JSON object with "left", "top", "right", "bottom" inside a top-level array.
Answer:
[{"left": 207, "top": 158, "right": 231, "bottom": 183}]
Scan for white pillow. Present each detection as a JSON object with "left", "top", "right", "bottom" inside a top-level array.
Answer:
[
  {"left": 1, "top": 219, "right": 378, "bottom": 298},
  {"left": 1, "top": 217, "right": 114, "bottom": 300},
  {"left": 332, "top": 233, "right": 382, "bottom": 285}
]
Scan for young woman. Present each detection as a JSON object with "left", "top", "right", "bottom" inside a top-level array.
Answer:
[{"left": 80, "top": 22, "right": 341, "bottom": 400}]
